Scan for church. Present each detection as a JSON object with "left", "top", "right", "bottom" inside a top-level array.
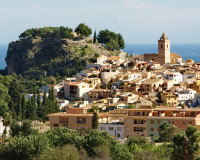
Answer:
[{"left": 132, "top": 33, "right": 182, "bottom": 65}]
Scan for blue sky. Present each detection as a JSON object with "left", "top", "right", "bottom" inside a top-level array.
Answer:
[{"left": 1, "top": 0, "right": 200, "bottom": 44}]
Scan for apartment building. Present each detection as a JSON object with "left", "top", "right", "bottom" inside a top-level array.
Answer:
[
  {"left": 124, "top": 107, "right": 153, "bottom": 137},
  {"left": 48, "top": 108, "right": 93, "bottom": 129},
  {"left": 64, "top": 82, "right": 93, "bottom": 100},
  {"left": 147, "top": 107, "right": 200, "bottom": 139},
  {"left": 99, "top": 123, "right": 124, "bottom": 139}
]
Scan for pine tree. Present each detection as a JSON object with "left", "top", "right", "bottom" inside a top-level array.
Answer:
[
  {"left": 21, "top": 94, "right": 26, "bottom": 120},
  {"left": 93, "top": 30, "right": 97, "bottom": 44},
  {"left": 92, "top": 111, "right": 99, "bottom": 130}
]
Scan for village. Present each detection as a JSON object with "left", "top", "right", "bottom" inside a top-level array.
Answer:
[{"left": 10, "top": 33, "right": 200, "bottom": 141}]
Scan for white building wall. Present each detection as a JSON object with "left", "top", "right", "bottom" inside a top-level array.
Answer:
[
  {"left": 0, "top": 117, "right": 10, "bottom": 137},
  {"left": 99, "top": 123, "right": 124, "bottom": 139},
  {"left": 183, "top": 73, "right": 195, "bottom": 81}
]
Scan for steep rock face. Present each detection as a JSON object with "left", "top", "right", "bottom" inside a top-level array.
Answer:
[{"left": 5, "top": 37, "right": 119, "bottom": 78}]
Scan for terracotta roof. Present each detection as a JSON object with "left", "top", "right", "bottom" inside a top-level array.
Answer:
[
  {"left": 108, "top": 56, "right": 121, "bottom": 60},
  {"left": 66, "top": 82, "right": 81, "bottom": 85},
  {"left": 170, "top": 53, "right": 182, "bottom": 59}
]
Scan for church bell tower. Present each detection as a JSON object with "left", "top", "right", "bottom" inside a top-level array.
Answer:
[{"left": 158, "top": 33, "right": 171, "bottom": 64}]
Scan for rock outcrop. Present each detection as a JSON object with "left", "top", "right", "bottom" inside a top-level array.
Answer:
[{"left": 5, "top": 37, "right": 121, "bottom": 79}]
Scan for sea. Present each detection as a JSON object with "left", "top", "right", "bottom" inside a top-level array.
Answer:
[{"left": 0, "top": 44, "right": 200, "bottom": 70}]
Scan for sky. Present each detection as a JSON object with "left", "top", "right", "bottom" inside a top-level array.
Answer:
[{"left": 1, "top": 0, "right": 200, "bottom": 44}]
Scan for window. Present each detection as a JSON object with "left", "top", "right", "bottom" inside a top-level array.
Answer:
[
  {"left": 117, "top": 127, "right": 122, "bottom": 131},
  {"left": 151, "top": 128, "right": 154, "bottom": 131},
  {"left": 150, "top": 134, "right": 154, "bottom": 137},
  {"left": 126, "top": 120, "right": 130, "bottom": 124},
  {"left": 134, "top": 127, "right": 143, "bottom": 132},
  {"left": 63, "top": 124, "right": 68, "bottom": 127},
  {"left": 54, "top": 124, "right": 58, "bottom": 127},
  {"left": 167, "top": 45, "right": 168, "bottom": 48},
  {"left": 126, "top": 127, "right": 130, "bottom": 131},
  {"left": 182, "top": 121, "right": 186, "bottom": 125},
  {"left": 189, "top": 121, "right": 193, "bottom": 124},
  {"left": 77, "top": 117, "right": 86, "bottom": 123},
  {"left": 117, "top": 134, "right": 120, "bottom": 137},
  {"left": 171, "top": 121, "right": 175, "bottom": 124},
  {"left": 109, "top": 127, "right": 113, "bottom": 130},
  {"left": 157, "top": 128, "right": 160, "bottom": 131},
  {"left": 100, "top": 127, "right": 105, "bottom": 130},
  {"left": 157, "top": 120, "right": 161, "bottom": 124},
  {"left": 151, "top": 120, "right": 154, "bottom": 124},
  {"left": 161, "top": 45, "right": 162, "bottom": 48}
]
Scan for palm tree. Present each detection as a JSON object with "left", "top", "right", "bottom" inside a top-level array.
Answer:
[{"left": 172, "top": 126, "right": 200, "bottom": 160}]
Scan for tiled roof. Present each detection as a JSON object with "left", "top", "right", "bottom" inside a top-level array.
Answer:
[
  {"left": 108, "top": 56, "right": 121, "bottom": 60},
  {"left": 171, "top": 53, "right": 182, "bottom": 58},
  {"left": 67, "top": 82, "right": 81, "bottom": 85}
]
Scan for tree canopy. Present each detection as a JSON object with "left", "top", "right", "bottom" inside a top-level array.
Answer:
[
  {"left": 19, "top": 27, "right": 74, "bottom": 39},
  {"left": 97, "top": 29, "right": 125, "bottom": 50},
  {"left": 74, "top": 23, "right": 92, "bottom": 37}
]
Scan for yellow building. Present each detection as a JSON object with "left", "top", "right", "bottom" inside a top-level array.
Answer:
[
  {"left": 161, "top": 93, "right": 178, "bottom": 106},
  {"left": 191, "top": 80, "right": 200, "bottom": 92}
]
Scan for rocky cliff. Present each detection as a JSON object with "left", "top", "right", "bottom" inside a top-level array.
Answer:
[{"left": 5, "top": 37, "right": 121, "bottom": 79}]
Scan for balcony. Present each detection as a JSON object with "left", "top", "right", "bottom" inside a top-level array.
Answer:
[
  {"left": 134, "top": 120, "right": 144, "bottom": 124},
  {"left": 134, "top": 127, "right": 144, "bottom": 132}
]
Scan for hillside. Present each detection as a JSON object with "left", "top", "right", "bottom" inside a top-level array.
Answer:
[{"left": 5, "top": 37, "right": 122, "bottom": 79}]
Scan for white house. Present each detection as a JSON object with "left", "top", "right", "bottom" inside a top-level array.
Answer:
[
  {"left": 99, "top": 123, "right": 124, "bottom": 139},
  {"left": 123, "top": 73, "right": 141, "bottom": 82},
  {"left": 57, "top": 99, "right": 69, "bottom": 109},
  {"left": 0, "top": 117, "right": 10, "bottom": 137},
  {"left": 183, "top": 71, "right": 196, "bottom": 81},
  {"left": 163, "top": 71, "right": 183, "bottom": 82},
  {"left": 178, "top": 89, "right": 197, "bottom": 104},
  {"left": 64, "top": 82, "right": 94, "bottom": 100}
]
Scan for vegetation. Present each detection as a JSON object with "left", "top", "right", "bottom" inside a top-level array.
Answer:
[
  {"left": 97, "top": 29, "right": 125, "bottom": 50},
  {"left": 19, "top": 26, "right": 74, "bottom": 39},
  {"left": 74, "top": 23, "right": 92, "bottom": 37},
  {"left": 92, "top": 112, "right": 99, "bottom": 130},
  {"left": 0, "top": 74, "right": 60, "bottom": 122},
  {"left": 159, "top": 122, "right": 179, "bottom": 142}
]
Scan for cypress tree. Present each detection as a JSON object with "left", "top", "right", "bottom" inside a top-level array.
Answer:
[
  {"left": 26, "top": 98, "right": 31, "bottom": 119},
  {"left": 93, "top": 30, "right": 97, "bottom": 44},
  {"left": 42, "top": 90, "right": 47, "bottom": 106},
  {"left": 92, "top": 111, "right": 99, "bottom": 130},
  {"left": 21, "top": 94, "right": 26, "bottom": 120},
  {"left": 17, "top": 93, "right": 22, "bottom": 121},
  {"left": 37, "top": 90, "right": 41, "bottom": 117}
]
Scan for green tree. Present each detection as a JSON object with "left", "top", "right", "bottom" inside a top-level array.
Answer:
[
  {"left": 38, "top": 145, "right": 88, "bottom": 160},
  {"left": 10, "top": 120, "right": 21, "bottom": 137},
  {"left": 92, "top": 112, "right": 99, "bottom": 130},
  {"left": 117, "top": 33, "right": 125, "bottom": 49},
  {"left": 97, "top": 29, "right": 125, "bottom": 50},
  {"left": 37, "top": 90, "right": 41, "bottom": 117},
  {"left": 21, "top": 94, "right": 26, "bottom": 120},
  {"left": 171, "top": 126, "right": 200, "bottom": 160},
  {"left": 93, "top": 30, "right": 97, "bottom": 44},
  {"left": 159, "top": 122, "right": 179, "bottom": 142},
  {"left": 75, "top": 23, "right": 92, "bottom": 37}
]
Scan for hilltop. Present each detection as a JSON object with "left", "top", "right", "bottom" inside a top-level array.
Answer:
[{"left": 5, "top": 25, "right": 126, "bottom": 79}]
